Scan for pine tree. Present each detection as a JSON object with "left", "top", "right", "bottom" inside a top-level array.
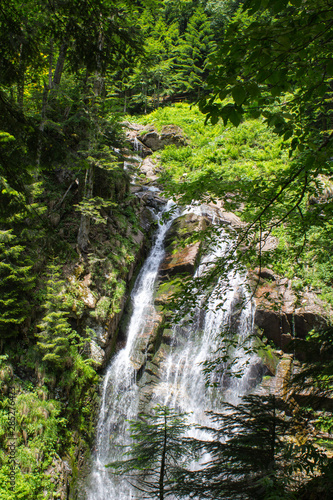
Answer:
[
  {"left": 107, "top": 405, "right": 195, "bottom": 500},
  {"left": 173, "top": 6, "right": 215, "bottom": 98},
  {"left": 37, "top": 264, "right": 76, "bottom": 370},
  {"left": 0, "top": 229, "right": 34, "bottom": 339},
  {"left": 176, "top": 395, "right": 327, "bottom": 499}
]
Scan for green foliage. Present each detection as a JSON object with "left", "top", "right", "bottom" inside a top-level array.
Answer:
[
  {"left": 0, "top": 229, "right": 35, "bottom": 338},
  {"left": 197, "top": 0, "right": 333, "bottom": 269},
  {"left": 37, "top": 264, "right": 77, "bottom": 369},
  {"left": 0, "top": 381, "right": 66, "bottom": 498},
  {"left": 75, "top": 196, "right": 117, "bottom": 225},
  {"left": 107, "top": 405, "right": 195, "bottom": 499},
  {"left": 291, "top": 326, "right": 333, "bottom": 401},
  {"left": 177, "top": 395, "right": 327, "bottom": 499},
  {"left": 111, "top": 0, "right": 219, "bottom": 112}
]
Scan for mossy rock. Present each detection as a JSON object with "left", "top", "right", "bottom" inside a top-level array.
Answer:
[
  {"left": 164, "top": 213, "right": 209, "bottom": 254},
  {"left": 154, "top": 278, "right": 180, "bottom": 305},
  {"left": 253, "top": 336, "right": 279, "bottom": 376}
]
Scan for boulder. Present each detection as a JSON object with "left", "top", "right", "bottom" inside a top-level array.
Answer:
[
  {"left": 159, "top": 242, "right": 201, "bottom": 278},
  {"left": 160, "top": 125, "right": 188, "bottom": 148},
  {"left": 164, "top": 213, "right": 209, "bottom": 252},
  {"left": 121, "top": 121, "right": 153, "bottom": 156},
  {"left": 250, "top": 269, "right": 328, "bottom": 350},
  {"left": 139, "top": 125, "right": 187, "bottom": 151},
  {"left": 89, "top": 340, "right": 105, "bottom": 369},
  {"left": 140, "top": 157, "right": 159, "bottom": 182},
  {"left": 139, "top": 130, "right": 161, "bottom": 151}
]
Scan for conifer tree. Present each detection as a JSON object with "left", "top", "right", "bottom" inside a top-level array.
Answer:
[
  {"left": 174, "top": 5, "right": 215, "bottom": 98},
  {"left": 107, "top": 405, "right": 195, "bottom": 500},
  {"left": 0, "top": 229, "right": 34, "bottom": 339},
  {"left": 176, "top": 395, "right": 327, "bottom": 499},
  {"left": 37, "top": 264, "right": 76, "bottom": 369}
]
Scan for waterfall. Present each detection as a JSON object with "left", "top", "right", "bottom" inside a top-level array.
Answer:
[
  {"left": 150, "top": 226, "right": 256, "bottom": 429},
  {"left": 85, "top": 201, "right": 177, "bottom": 500},
  {"left": 86, "top": 205, "right": 258, "bottom": 499}
]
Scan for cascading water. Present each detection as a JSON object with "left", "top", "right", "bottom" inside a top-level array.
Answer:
[
  {"left": 85, "top": 201, "right": 177, "bottom": 500},
  {"left": 86, "top": 204, "right": 259, "bottom": 499},
  {"left": 150, "top": 223, "right": 257, "bottom": 430}
]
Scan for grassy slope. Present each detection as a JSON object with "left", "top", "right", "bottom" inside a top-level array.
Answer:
[{"left": 131, "top": 102, "right": 333, "bottom": 308}]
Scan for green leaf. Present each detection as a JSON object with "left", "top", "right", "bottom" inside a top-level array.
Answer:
[
  {"left": 326, "top": 59, "right": 333, "bottom": 76},
  {"left": 283, "top": 130, "right": 293, "bottom": 141},
  {"left": 229, "top": 109, "right": 241, "bottom": 127},
  {"left": 232, "top": 86, "right": 246, "bottom": 106},
  {"left": 211, "top": 115, "right": 219, "bottom": 125}
]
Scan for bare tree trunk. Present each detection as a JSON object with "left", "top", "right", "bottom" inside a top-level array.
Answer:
[
  {"left": 36, "top": 83, "right": 49, "bottom": 175},
  {"left": 36, "top": 38, "right": 68, "bottom": 175},
  {"left": 157, "top": 79, "right": 160, "bottom": 109},
  {"left": 159, "top": 412, "right": 167, "bottom": 500},
  {"left": 17, "top": 44, "right": 24, "bottom": 110},
  {"left": 77, "top": 165, "right": 94, "bottom": 252},
  {"left": 77, "top": 21, "right": 104, "bottom": 252},
  {"left": 48, "top": 39, "right": 54, "bottom": 89},
  {"left": 53, "top": 41, "right": 68, "bottom": 86},
  {"left": 123, "top": 89, "right": 127, "bottom": 114}
]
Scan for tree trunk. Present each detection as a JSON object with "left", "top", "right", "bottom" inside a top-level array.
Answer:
[
  {"left": 157, "top": 79, "right": 160, "bottom": 109},
  {"left": 36, "top": 83, "right": 49, "bottom": 175},
  {"left": 77, "top": 20, "right": 105, "bottom": 252},
  {"left": 53, "top": 41, "right": 68, "bottom": 86},
  {"left": 159, "top": 412, "right": 167, "bottom": 500},
  {"left": 49, "top": 39, "right": 54, "bottom": 89},
  {"left": 123, "top": 90, "right": 127, "bottom": 114},
  {"left": 77, "top": 165, "right": 94, "bottom": 252},
  {"left": 36, "top": 38, "right": 68, "bottom": 174},
  {"left": 17, "top": 44, "right": 24, "bottom": 110}
]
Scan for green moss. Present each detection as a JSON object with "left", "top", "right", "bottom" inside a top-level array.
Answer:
[{"left": 253, "top": 336, "right": 279, "bottom": 376}]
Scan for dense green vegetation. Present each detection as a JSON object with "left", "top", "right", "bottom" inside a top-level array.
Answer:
[
  {"left": 1, "top": 0, "right": 333, "bottom": 497},
  {"left": 110, "top": 400, "right": 329, "bottom": 500},
  {"left": 133, "top": 101, "right": 333, "bottom": 308},
  {"left": 0, "top": 0, "right": 145, "bottom": 497}
]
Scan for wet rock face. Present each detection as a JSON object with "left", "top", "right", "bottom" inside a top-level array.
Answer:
[
  {"left": 89, "top": 340, "right": 105, "bottom": 369},
  {"left": 250, "top": 268, "right": 328, "bottom": 351},
  {"left": 160, "top": 242, "right": 201, "bottom": 277},
  {"left": 125, "top": 211, "right": 211, "bottom": 376},
  {"left": 159, "top": 213, "right": 209, "bottom": 279},
  {"left": 164, "top": 213, "right": 209, "bottom": 251},
  {"left": 130, "top": 308, "right": 164, "bottom": 372}
]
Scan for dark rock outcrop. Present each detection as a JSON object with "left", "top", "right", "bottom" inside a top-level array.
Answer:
[
  {"left": 160, "top": 242, "right": 201, "bottom": 278},
  {"left": 250, "top": 268, "right": 329, "bottom": 351}
]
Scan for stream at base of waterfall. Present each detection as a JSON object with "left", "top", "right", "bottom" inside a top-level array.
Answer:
[{"left": 85, "top": 202, "right": 258, "bottom": 500}]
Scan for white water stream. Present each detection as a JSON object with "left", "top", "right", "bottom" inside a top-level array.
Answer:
[
  {"left": 86, "top": 204, "right": 258, "bottom": 500},
  {"left": 86, "top": 201, "right": 177, "bottom": 500}
]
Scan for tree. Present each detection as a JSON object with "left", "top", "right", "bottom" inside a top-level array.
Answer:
[
  {"left": 199, "top": 0, "right": 333, "bottom": 217},
  {"left": 166, "top": 0, "right": 333, "bottom": 314},
  {"left": 176, "top": 395, "right": 327, "bottom": 499},
  {"left": 0, "top": 229, "right": 34, "bottom": 340},
  {"left": 37, "top": 264, "right": 77, "bottom": 369},
  {"left": 107, "top": 405, "right": 195, "bottom": 499},
  {"left": 174, "top": 5, "right": 215, "bottom": 98}
]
